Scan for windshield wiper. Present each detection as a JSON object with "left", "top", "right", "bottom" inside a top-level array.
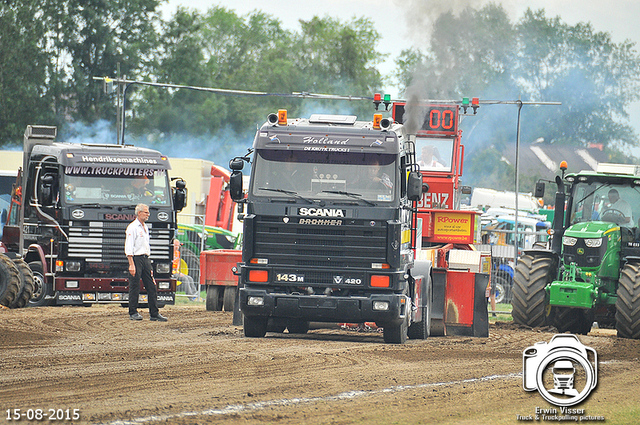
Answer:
[
  {"left": 576, "top": 183, "right": 610, "bottom": 205},
  {"left": 258, "top": 187, "right": 324, "bottom": 206},
  {"left": 321, "top": 190, "right": 376, "bottom": 206}
]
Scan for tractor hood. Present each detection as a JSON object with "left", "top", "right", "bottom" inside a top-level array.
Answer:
[{"left": 564, "top": 221, "right": 619, "bottom": 239}]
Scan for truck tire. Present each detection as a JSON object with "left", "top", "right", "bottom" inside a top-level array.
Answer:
[
  {"left": 553, "top": 307, "right": 593, "bottom": 335},
  {"left": 10, "top": 259, "right": 35, "bottom": 309},
  {"left": 616, "top": 263, "right": 640, "bottom": 339},
  {"left": 205, "top": 285, "right": 223, "bottom": 311},
  {"left": 0, "top": 253, "right": 20, "bottom": 307},
  {"left": 286, "top": 320, "right": 309, "bottom": 334},
  {"left": 408, "top": 280, "right": 431, "bottom": 340},
  {"left": 28, "top": 261, "right": 55, "bottom": 307},
  {"left": 223, "top": 286, "right": 237, "bottom": 312},
  {"left": 511, "top": 255, "right": 554, "bottom": 328},
  {"left": 243, "top": 315, "right": 268, "bottom": 337}
]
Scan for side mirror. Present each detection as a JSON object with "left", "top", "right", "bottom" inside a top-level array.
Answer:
[
  {"left": 230, "top": 171, "right": 243, "bottom": 201},
  {"left": 535, "top": 182, "right": 545, "bottom": 198},
  {"left": 229, "top": 158, "right": 245, "bottom": 171},
  {"left": 172, "top": 178, "right": 187, "bottom": 212},
  {"left": 407, "top": 171, "right": 423, "bottom": 202}
]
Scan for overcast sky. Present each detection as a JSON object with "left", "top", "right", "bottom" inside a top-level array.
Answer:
[{"left": 160, "top": 0, "right": 640, "bottom": 144}]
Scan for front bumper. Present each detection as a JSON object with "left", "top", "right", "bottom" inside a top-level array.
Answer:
[
  {"left": 240, "top": 287, "right": 408, "bottom": 324},
  {"left": 56, "top": 291, "right": 175, "bottom": 305}
]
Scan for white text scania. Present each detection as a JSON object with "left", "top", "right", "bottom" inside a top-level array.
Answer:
[{"left": 298, "top": 208, "right": 345, "bottom": 217}]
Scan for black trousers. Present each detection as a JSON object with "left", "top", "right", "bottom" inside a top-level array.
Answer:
[{"left": 128, "top": 255, "right": 159, "bottom": 316}]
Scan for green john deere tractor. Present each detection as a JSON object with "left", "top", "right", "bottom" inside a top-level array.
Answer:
[
  {"left": 512, "top": 163, "right": 640, "bottom": 339},
  {"left": 175, "top": 223, "right": 240, "bottom": 281}
]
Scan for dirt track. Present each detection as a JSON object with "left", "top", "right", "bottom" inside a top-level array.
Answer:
[{"left": 1, "top": 304, "right": 639, "bottom": 425}]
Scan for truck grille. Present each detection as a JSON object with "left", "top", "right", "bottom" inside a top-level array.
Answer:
[
  {"left": 68, "top": 221, "right": 171, "bottom": 263},
  {"left": 253, "top": 216, "right": 386, "bottom": 269}
]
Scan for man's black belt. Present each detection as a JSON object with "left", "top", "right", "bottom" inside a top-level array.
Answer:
[{"left": 133, "top": 254, "right": 149, "bottom": 257}]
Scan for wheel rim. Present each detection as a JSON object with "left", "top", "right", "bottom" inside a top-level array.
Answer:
[
  {"left": 31, "top": 272, "right": 45, "bottom": 302},
  {"left": 494, "top": 282, "right": 505, "bottom": 304}
]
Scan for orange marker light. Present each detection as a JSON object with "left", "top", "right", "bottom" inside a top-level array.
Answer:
[
  {"left": 278, "top": 109, "right": 287, "bottom": 125},
  {"left": 560, "top": 161, "right": 568, "bottom": 171},
  {"left": 373, "top": 113, "right": 382, "bottom": 130}
]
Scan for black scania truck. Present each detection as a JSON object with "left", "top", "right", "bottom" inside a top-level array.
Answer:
[
  {"left": 229, "top": 111, "right": 428, "bottom": 343},
  {"left": 1, "top": 125, "right": 186, "bottom": 307}
]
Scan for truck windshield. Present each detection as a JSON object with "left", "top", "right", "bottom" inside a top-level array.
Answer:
[
  {"left": 415, "top": 138, "right": 454, "bottom": 172},
  {"left": 571, "top": 182, "right": 640, "bottom": 228},
  {"left": 252, "top": 150, "right": 397, "bottom": 203},
  {"left": 62, "top": 167, "right": 171, "bottom": 207}
]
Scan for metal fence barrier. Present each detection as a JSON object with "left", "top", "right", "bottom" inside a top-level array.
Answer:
[{"left": 175, "top": 214, "right": 206, "bottom": 300}]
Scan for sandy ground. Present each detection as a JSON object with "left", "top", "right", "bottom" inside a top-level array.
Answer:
[{"left": 1, "top": 304, "right": 639, "bottom": 425}]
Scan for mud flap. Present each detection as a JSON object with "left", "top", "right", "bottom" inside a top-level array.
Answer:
[
  {"left": 431, "top": 270, "right": 447, "bottom": 336},
  {"left": 472, "top": 273, "right": 489, "bottom": 337},
  {"left": 232, "top": 282, "right": 243, "bottom": 326}
]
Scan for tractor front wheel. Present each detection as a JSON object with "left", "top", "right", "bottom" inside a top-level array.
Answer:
[
  {"left": 616, "top": 263, "right": 640, "bottom": 339},
  {"left": 511, "top": 255, "right": 555, "bottom": 328}
]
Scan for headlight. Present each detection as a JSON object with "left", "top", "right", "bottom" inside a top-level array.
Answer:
[
  {"left": 248, "top": 296, "right": 264, "bottom": 306},
  {"left": 585, "top": 238, "right": 603, "bottom": 248},
  {"left": 157, "top": 281, "right": 170, "bottom": 290},
  {"left": 563, "top": 236, "right": 578, "bottom": 246},
  {"left": 156, "top": 263, "right": 171, "bottom": 274},
  {"left": 66, "top": 261, "right": 82, "bottom": 272},
  {"left": 372, "top": 301, "right": 390, "bottom": 311}
]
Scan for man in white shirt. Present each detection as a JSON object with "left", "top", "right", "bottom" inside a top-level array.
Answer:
[
  {"left": 603, "top": 189, "right": 633, "bottom": 227},
  {"left": 125, "top": 203, "right": 167, "bottom": 321}
]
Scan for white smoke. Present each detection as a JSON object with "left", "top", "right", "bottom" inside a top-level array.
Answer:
[
  {"left": 56, "top": 120, "right": 252, "bottom": 171},
  {"left": 393, "top": 0, "right": 497, "bottom": 43},
  {"left": 60, "top": 119, "right": 117, "bottom": 145}
]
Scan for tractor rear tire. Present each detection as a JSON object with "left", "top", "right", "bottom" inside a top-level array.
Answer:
[
  {"left": 616, "top": 263, "right": 640, "bottom": 339},
  {"left": 10, "top": 258, "right": 35, "bottom": 309},
  {"left": 511, "top": 255, "right": 555, "bottom": 328},
  {"left": 0, "top": 253, "right": 20, "bottom": 307}
]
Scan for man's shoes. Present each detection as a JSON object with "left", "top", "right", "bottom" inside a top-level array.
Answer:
[
  {"left": 130, "top": 313, "right": 143, "bottom": 321},
  {"left": 150, "top": 313, "right": 168, "bottom": 322}
]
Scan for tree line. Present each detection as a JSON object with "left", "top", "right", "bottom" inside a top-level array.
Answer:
[{"left": 1, "top": 1, "right": 639, "bottom": 189}]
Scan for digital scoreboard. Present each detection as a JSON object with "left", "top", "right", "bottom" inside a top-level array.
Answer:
[{"left": 392, "top": 103, "right": 459, "bottom": 137}]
